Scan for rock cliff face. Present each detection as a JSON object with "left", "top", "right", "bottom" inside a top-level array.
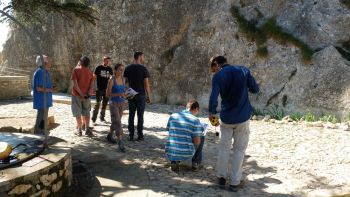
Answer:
[{"left": 3, "top": 0, "right": 350, "bottom": 117}]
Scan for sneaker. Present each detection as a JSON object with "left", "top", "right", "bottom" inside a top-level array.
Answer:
[
  {"left": 170, "top": 161, "right": 180, "bottom": 172},
  {"left": 107, "top": 133, "right": 117, "bottom": 143},
  {"left": 128, "top": 136, "right": 135, "bottom": 142},
  {"left": 74, "top": 128, "right": 82, "bottom": 136},
  {"left": 192, "top": 163, "right": 200, "bottom": 172},
  {"left": 217, "top": 177, "right": 226, "bottom": 189},
  {"left": 228, "top": 181, "right": 244, "bottom": 192},
  {"left": 136, "top": 136, "right": 144, "bottom": 141},
  {"left": 228, "top": 184, "right": 239, "bottom": 192},
  {"left": 118, "top": 140, "right": 126, "bottom": 153},
  {"left": 85, "top": 129, "right": 94, "bottom": 137}
]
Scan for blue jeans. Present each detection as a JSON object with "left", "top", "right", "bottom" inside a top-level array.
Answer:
[
  {"left": 128, "top": 94, "right": 146, "bottom": 138},
  {"left": 192, "top": 136, "right": 205, "bottom": 164}
]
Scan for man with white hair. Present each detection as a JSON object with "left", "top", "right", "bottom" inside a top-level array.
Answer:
[{"left": 32, "top": 55, "right": 55, "bottom": 136}]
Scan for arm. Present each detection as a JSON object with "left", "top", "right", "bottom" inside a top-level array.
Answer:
[
  {"left": 247, "top": 70, "right": 259, "bottom": 93},
  {"left": 71, "top": 69, "right": 84, "bottom": 98},
  {"left": 35, "top": 71, "right": 53, "bottom": 93},
  {"left": 144, "top": 77, "right": 151, "bottom": 103},
  {"left": 36, "top": 87, "right": 54, "bottom": 93},
  {"left": 106, "top": 78, "right": 113, "bottom": 98},
  {"left": 193, "top": 137, "right": 201, "bottom": 146},
  {"left": 88, "top": 76, "right": 94, "bottom": 96},
  {"left": 192, "top": 119, "right": 203, "bottom": 146},
  {"left": 72, "top": 79, "right": 84, "bottom": 98},
  {"left": 208, "top": 75, "right": 220, "bottom": 116}
]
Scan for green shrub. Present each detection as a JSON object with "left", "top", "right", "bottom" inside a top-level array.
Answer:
[
  {"left": 231, "top": 6, "right": 314, "bottom": 62},
  {"left": 265, "top": 104, "right": 285, "bottom": 120},
  {"left": 253, "top": 107, "right": 265, "bottom": 116},
  {"left": 290, "top": 112, "right": 302, "bottom": 121},
  {"left": 319, "top": 115, "right": 333, "bottom": 123},
  {"left": 340, "top": 0, "right": 350, "bottom": 9},
  {"left": 303, "top": 111, "right": 316, "bottom": 122},
  {"left": 260, "top": 18, "right": 314, "bottom": 62}
]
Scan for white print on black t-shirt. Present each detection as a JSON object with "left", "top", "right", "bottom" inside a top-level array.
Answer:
[{"left": 100, "top": 70, "right": 110, "bottom": 78}]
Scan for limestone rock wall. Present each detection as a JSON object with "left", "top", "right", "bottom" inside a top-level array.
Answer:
[{"left": 3, "top": 0, "right": 350, "bottom": 117}]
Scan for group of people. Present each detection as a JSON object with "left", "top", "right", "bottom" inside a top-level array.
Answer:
[
  {"left": 32, "top": 53, "right": 259, "bottom": 192},
  {"left": 33, "top": 52, "right": 151, "bottom": 152}
]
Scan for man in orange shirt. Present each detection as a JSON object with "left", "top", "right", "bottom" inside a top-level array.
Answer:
[{"left": 71, "top": 56, "right": 94, "bottom": 136}]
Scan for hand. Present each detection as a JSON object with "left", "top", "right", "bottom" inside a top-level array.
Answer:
[
  {"left": 146, "top": 96, "right": 151, "bottom": 104},
  {"left": 208, "top": 114, "right": 214, "bottom": 121},
  {"left": 52, "top": 86, "right": 58, "bottom": 93}
]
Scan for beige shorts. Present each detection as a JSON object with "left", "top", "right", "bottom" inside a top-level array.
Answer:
[{"left": 71, "top": 96, "right": 91, "bottom": 117}]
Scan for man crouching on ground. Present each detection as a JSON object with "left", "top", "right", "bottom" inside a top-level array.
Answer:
[{"left": 165, "top": 99, "right": 205, "bottom": 172}]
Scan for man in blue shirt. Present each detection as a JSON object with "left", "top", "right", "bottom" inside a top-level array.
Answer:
[
  {"left": 33, "top": 55, "right": 55, "bottom": 136},
  {"left": 208, "top": 56, "right": 259, "bottom": 192}
]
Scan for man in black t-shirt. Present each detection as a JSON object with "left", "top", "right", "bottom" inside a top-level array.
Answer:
[
  {"left": 124, "top": 52, "right": 152, "bottom": 141},
  {"left": 92, "top": 56, "right": 113, "bottom": 123}
]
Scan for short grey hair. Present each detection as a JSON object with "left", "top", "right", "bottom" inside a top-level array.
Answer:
[{"left": 36, "top": 55, "right": 48, "bottom": 67}]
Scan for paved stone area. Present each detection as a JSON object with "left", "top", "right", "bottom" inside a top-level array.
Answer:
[{"left": 1, "top": 99, "right": 350, "bottom": 197}]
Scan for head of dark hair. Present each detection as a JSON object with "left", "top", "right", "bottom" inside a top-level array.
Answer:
[
  {"left": 134, "top": 51, "right": 144, "bottom": 60},
  {"left": 211, "top": 56, "right": 227, "bottom": 65},
  {"left": 186, "top": 99, "right": 200, "bottom": 111},
  {"left": 79, "top": 55, "right": 90, "bottom": 67},
  {"left": 114, "top": 63, "right": 124, "bottom": 70}
]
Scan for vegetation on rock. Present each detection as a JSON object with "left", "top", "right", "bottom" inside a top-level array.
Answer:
[{"left": 231, "top": 5, "right": 314, "bottom": 62}]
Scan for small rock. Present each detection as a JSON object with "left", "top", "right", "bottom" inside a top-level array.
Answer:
[
  {"left": 324, "top": 122, "right": 338, "bottom": 129},
  {"left": 8, "top": 184, "right": 32, "bottom": 195},
  {"left": 312, "top": 121, "right": 323, "bottom": 127},
  {"left": 275, "top": 120, "right": 283, "bottom": 124},
  {"left": 59, "top": 170, "right": 64, "bottom": 177},
  {"left": 339, "top": 123, "right": 350, "bottom": 131},
  {"left": 304, "top": 122, "right": 313, "bottom": 127},
  {"left": 282, "top": 115, "right": 290, "bottom": 121},
  {"left": 263, "top": 115, "right": 271, "bottom": 122},
  {"left": 36, "top": 184, "right": 40, "bottom": 190},
  {"left": 52, "top": 181, "right": 63, "bottom": 193},
  {"left": 251, "top": 115, "right": 258, "bottom": 120},
  {"left": 269, "top": 119, "right": 276, "bottom": 123},
  {"left": 257, "top": 115, "right": 264, "bottom": 120}
]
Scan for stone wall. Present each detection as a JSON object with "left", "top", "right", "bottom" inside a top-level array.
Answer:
[
  {"left": 0, "top": 76, "right": 31, "bottom": 100},
  {"left": 3, "top": 0, "right": 350, "bottom": 117},
  {"left": 0, "top": 149, "right": 72, "bottom": 197}
]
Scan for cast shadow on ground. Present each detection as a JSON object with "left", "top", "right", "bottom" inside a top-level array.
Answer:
[{"left": 67, "top": 126, "right": 295, "bottom": 197}]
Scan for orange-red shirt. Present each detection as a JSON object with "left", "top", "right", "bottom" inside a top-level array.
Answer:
[{"left": 71, "top": 66, "right": 93, "bottom": 96}]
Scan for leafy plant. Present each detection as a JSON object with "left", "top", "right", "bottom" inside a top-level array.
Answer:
[
  {"left": 303, "top": 111, "right": 316, "bottom": 122},
  {"left": 260, "top": 18, "right": 314, "bottom": 62},
  {"left": 231, "top": 5, "right": 314, "bottom": 62},
  {"left": 340, "top": 0, "right": 350, "bottom": 9},
  {"left": 252, "top": 107, "right": 265, "bottom": 116},
  {"left": 1, "top": 0, "right": 98, "bottom": 25},
  {"left": 265, "top": 104, "right": 285, "bottom": 120},
  {"left": 290, "top": 112, "right": 302, "bottom": 121}
]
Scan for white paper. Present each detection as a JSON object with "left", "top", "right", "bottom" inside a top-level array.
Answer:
[{"left": 201, "top": 122, "right": 209, "bottom": 136}]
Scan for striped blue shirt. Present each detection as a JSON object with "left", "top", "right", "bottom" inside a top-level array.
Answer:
[{"left": 165, "top": 110, "right": 203, "bottom": 161}]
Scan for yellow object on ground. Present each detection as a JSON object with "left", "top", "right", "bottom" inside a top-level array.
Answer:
[
  {"left": 0, "top": 142, "right": 12, "bottom": 160},
  {"left": 210, "top": 116, "right": 220, "bottom": 127}
]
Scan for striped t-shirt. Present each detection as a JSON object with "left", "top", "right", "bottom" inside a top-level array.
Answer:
[{"left": 165, "top": 110, "right": 204, "bottom": 161}]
